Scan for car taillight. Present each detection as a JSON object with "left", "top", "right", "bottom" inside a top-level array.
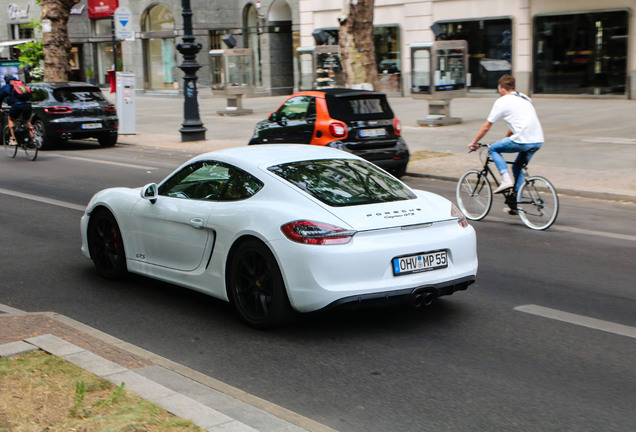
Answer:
[
  {"left": 393, "top": 117, "right": 402, "bottom": 136},
  {"left": 105, "top": 104, "right": 116, "bottom": 112},
  {"left": 281, "top": 220, "right": 356, "bottom": 245},
  {"left": 451, "top": 204, "right": 468, "bottom": 228},
  {"left": 44, "top": 106, "right": 72, "bottom": 114},
  {"left": 329, "top": 122, "right": 347, "bottom": 138}
]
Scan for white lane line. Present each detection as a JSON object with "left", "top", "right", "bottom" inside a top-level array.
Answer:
[
  {"left": 515, "top": 304, "right": 636, "bottom": 340},
  {"left": 475, "top": 216, "right": 636, "bottom": 242},
  {"left": 52, "top": 154, "right": 157, "bottom": 170},
  {"left": 0, "top": 187, "right": 85, "bottom": 212},
  {"left": 581, "top": 137, "right": 636, "bottom": 145},
  {"left": 551, "top": 225, "right": 636, "bottom": 242}
]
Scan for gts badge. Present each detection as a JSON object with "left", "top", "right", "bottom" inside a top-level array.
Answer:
[{"left": 136, "top": 254, "right": 146, "bottom": 260}]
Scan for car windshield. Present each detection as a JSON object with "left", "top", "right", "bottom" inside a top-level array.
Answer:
[
  {"left": 268, "top": 158, "right": 415, "bottom": 206},
  {"left": 52, "top": 88, "right": 106, "bottom": 103},
  {"left": 325, "top": 93, "right": 394, "bottom": 121}
]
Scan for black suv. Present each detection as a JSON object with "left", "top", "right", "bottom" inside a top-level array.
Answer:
[
  {"left": 249, "top": 88, "right": 409, "bottom": 177},
  {"left": 29, "top": 82, "right": 118, "bottom": 149}
]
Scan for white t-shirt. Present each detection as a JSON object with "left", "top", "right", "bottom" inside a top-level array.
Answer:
[{"left": 487, "top": 92, "right": 544, "bottom": 143}]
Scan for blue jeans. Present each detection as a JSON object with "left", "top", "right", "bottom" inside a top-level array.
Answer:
[{"left": 489, "top": 138, "right": 542, "bottom": 191}]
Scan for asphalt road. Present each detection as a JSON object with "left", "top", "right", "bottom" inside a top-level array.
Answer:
[{"left": 1, "top": 143, "right": 635, "bottom": 432}]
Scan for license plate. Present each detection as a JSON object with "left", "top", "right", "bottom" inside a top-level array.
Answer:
[
  {"left": 359, "top": 128, "right": 386, "bottom": 138},
  {"left": 392, "top": 250, "right": 448, "bottom": 276},
  {"left": 81, "top": 123, "right": 101, "bottom": 129}
]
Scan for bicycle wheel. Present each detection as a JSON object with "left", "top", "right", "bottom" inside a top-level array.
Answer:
[
  {"left": 456, "top": 170, "right": 493, "bottom": 220},
  {"left": 517, "top": 176, "right": 559, "bottom": 230},
  {"left": 3, "top": 125, "right": 17, "bottom": 158},
  {"left": 24, "top": 136, "right": 38, "bottom": 161}
]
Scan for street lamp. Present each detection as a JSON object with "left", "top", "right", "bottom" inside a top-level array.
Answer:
[{"left": 176, "top": 0, "right": 206, "bottom": 141}]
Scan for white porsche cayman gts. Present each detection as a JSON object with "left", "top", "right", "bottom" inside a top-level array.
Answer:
[{"left": 81, "top": 145, "right": 477, "bottom": 328}]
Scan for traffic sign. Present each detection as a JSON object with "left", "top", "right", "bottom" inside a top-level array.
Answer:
[{"left": 114, "top": 6, "right": 133, "bottom": 40}]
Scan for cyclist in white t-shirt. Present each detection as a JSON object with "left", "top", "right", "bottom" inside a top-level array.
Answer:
[{"left": 468, "top": 75, "right": 544, "bottom": 195}]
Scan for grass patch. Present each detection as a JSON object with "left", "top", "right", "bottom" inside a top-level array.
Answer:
[
  {"left": 0, "top": 350, "right": 204, "bottom": 432},
  {"left": 408, "top": 150, "right": 452, "bottom": 162}
]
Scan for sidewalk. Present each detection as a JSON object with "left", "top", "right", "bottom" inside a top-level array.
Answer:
[
  {"left": 119, "top": 92, "right": 636, "bottom": 202},
  {"left": 0, "top": 304, "right": 336, "bottom": 432},
  {"left": 2, "top": 93, "right": 635, "bottom": 432}
]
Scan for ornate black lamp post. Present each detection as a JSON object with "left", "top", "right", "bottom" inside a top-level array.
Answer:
[{"left": 176, "top": 0, "right": 206, "bottom": 141}]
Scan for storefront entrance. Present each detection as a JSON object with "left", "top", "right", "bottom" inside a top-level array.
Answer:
[
  {"left": 142, "top": 4, "right": 177, "bottom": 90},
  {"left": 533, "top": 11, "right": 628, "bottom": 95}
]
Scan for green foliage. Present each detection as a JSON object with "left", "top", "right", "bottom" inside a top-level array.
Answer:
[
  {"left": 17, "top": 40, "right": 44, "bottom": 68},
  {"left": 70, "top": 379, "right": 89, "bottom": 418},
  {"left": 95, "top": 381, "right": 128, "bottom": 407},
  {"left": 30, "top": 18, "right": 42, "bottom": 32}
]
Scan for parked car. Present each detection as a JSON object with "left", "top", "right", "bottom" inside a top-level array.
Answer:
[
  {"left": 81, "top": 145, "right": 477, "bottom": 328},
  {"left": 29, "top": 81, "right": 118, "bottom": 149},
  {"left": 249, "top": 88, "right": 410, "bottom": 177}
]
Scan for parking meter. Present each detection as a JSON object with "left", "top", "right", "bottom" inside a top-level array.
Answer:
[
  {"left": 411, "top": 40, "right": 468, "bottom": 126},
  {"left": 209, "top": 48, "right": 255, "bottom": 116},
  {"left": 115, "top": 72, "right": 135, "bottom": 134},
  {"left": 297, "top": 45, "right": 345, "bottom": 90}
]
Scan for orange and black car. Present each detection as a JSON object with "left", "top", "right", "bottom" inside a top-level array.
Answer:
[{"left": 249, "top": 88, "right": 409, "bottom": 177}]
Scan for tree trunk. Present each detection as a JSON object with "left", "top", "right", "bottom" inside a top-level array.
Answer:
[
  {"left": 338, "top": 0, "right": 378, "bottom": 90},
  {"left": 41, "top": 0, "right": 80, "bottom": 81}
]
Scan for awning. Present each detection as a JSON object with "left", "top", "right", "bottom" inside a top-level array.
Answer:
[{"left": 0, "top": 39, "right": 36, "bottom": 47}]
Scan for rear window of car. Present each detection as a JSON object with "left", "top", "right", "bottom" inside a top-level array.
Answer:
[
  {"left": 52, "top": 88, "right": 106, "bottom": 103},
  {"left": 268, "top": 158, "right": 415, "bottom": 207},
  {"left": 325, "top": 93, "right": 394, "bottom": 121}
]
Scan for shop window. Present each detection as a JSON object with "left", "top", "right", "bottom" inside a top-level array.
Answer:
[
  {"left": 94, "top": 19, "right": 111, "bottom": 36},
  {"left": 142, "top": 5, "right": 176, "bottom": 89},
  {"left": 143, "top": 5, "right": 174, "bottom": 32},
  {"left": 374, "top": 26, "right": 401, "bottom": 93},
  {"left": 94, "top": 41, "right": 121, "bottom": 85},
  {"left": 437, "top": 19, "right": 512, "bottom": 91},
  {"left": 311, "top": 26, "right": 402, "bottom": 93},
  {"left": 533, "top": 11, "right": 628, "bottom": 95},
  {"left": 10, "top": 23, "right": 34, "bottom": 39}
]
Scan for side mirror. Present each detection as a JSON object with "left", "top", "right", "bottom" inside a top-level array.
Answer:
[
  {"left": 268, "top": 112, "right": 278, "bottom": 122},
  {"left": 141, "top": 183, "right": 158, "bottom": 204}
]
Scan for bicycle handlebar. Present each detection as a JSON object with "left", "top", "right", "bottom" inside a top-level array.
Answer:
[{"left": 468, "top": 142, "right": 488, "bottom": 153}]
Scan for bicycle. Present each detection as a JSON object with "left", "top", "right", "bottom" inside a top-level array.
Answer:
[
  {"left": 1, "top": 110, "right": 40, "bottom": 161},
  {"left": 456, "top": 143, "right": 559, "bottom": 230}
]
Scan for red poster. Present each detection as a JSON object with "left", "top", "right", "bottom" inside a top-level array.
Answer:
[{"left": 87, "top": 0, "right": 119, "bottom": 19}]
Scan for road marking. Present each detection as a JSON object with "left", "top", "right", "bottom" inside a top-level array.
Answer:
[
  {"left": 515, "top": 304, "right": 636, "bottom": 339},
  {"left": 551, "top": 225, "right": 636, "bottom": 242},
  {"left": 51, "top": 154, "right": 157, "bottom": 170},
  {"left": 476, "top": 216, "right": 636, "bottom": 242},
  {"left": 0, "top": 187, "right": 85, "bottom": 212},
  {"left": 581, "top": 137, "right": 636, "bottom": 145}
]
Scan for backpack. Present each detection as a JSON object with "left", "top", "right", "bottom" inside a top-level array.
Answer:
[{"left": 10, "top": 79, "right": 32, "bottom": 102}]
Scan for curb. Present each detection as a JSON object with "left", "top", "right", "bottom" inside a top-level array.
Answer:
[
  {"left": 405, "top": 172, "right": 636, "bottom": 204},
  {"left": 0, "top": 308, "right": 338, "bottom": 432}
]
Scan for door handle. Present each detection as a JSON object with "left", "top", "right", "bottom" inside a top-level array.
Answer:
[{"left": 190, "top": 217, "right": 204, "bottom": 229}]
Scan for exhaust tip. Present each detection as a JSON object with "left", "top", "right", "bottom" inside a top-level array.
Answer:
[{"left": 412, "top": 289, "right": 436, "bottom": 308}]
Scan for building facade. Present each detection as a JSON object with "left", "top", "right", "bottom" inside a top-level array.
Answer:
[
  {"left": 1, "top": 0, "right": 634, "bottom": 98},
  {"left": 300, "top": 0, "right": 636, "bottom": 98},
  {"left": 1, "top": 0, "right": 299, "bottom": 96}
]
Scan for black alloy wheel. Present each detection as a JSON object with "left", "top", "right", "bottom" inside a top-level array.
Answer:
[
  {"left": 228, "top": 239, "right": 293, "bottom": 329},
  {"left": 98, "top": 133, "right": 118, "bottom": 147},
  {"left": 87, "top": 209, "right": 128, "bottom": 279}
]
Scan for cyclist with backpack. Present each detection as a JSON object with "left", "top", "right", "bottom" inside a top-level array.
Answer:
[{"left": 0, "top": 75, "right": 33, "bottom": 145}]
